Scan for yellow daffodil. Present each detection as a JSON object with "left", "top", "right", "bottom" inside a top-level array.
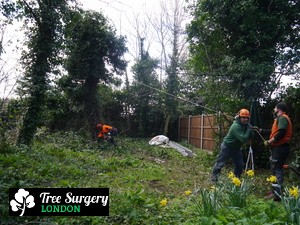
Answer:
[
  {"left": 231, "top": 177, "right": 241, "bottom": 187},
  {"left": 289, "top": 186, "right": 299, "bottom": 198},
  {"left": 246, "top": 170, "right": 254, "bottom": 177},
  {"left": 160, "top": 198, "right": 167, "bottom": 207},
  {"left": 228, "top": 171, "right": 235, "bottom": 179},
  {"left": 266, "top": 175, "right": 277, "bottom": 183},
  {"left": 184, "top": 190, "right": 192, "bottom": 196}
]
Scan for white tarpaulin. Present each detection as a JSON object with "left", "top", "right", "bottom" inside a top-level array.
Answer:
[
  {"left": 149, "top": 135, "right": 169, "bottom": 146},
  {"left": 149, "top": 135, "right": 195, "bottom": 157}
]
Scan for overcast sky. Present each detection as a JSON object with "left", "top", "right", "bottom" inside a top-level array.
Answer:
[{"left": 79, "top": 0, "right": 166, "bottom": 58}]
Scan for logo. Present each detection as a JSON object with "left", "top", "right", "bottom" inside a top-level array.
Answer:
[
  {"left": 9, "top": 188, "right": 109, "bottom": 216},
  {"left": 10, "top": 189, "right": 35, "bottom": 216}
]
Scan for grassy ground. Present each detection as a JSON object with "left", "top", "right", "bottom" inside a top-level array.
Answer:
[{"left": 0, "top": 131, "right": 299, "bottom": 224}]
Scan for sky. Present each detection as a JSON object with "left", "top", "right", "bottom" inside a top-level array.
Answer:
[
  {"left": 0, "top": 19, "right": 24, "bottom": 98},
  {"left": 78, "top": 0, "right": 169, "bottom": 60}
]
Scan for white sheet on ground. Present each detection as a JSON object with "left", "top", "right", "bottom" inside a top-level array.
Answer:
[
  {"left": 149, "top": 135, "right": 195, "bottom": 157},
  {"left": 149, "top": 135, "right": 170, "bottom": 146}
]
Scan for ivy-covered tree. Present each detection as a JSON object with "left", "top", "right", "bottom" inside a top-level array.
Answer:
[
  {"left": 130, "top": 38, "right": 162, "bottom": 137},
  {"left": 163, "top": 33, "right": 180, "bottom": 136},
  {"left": 15, "top": 0, "right": 70, "bottom": 145},
  {"left": 61, "top": 10, "right": 127, "bottom": 137}
]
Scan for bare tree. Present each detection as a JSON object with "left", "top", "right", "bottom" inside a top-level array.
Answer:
[
  {"left": 146, "top": 0, "right": 189, "bottom": 80},
  {"left": 116, "top": 0, "right": 190, "bottom": 137},
  {"left": 146, "top": 0, "right": 190, "bottom": 136},
  {"left": 0, "top": 18, "right": 23, "bottom": 109}
]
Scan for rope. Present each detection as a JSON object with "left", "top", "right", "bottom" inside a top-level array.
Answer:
[
  {"left": 135, "top": 81, "right": 231, "bottom": 117},
  {"left": 136, "top": 81, "right": 268, "bottom": 147},
  {"left": 254, "top": 129, "right": 266, "bottom": 142}
]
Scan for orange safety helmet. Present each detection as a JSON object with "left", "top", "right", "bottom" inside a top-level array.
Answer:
[{"left": 239, "top": 109, "right": 250, "bottom": 117}]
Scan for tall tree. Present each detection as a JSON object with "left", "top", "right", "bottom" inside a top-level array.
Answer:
[
  {"left": 144, "top": 0, "right": 189, "bottom": 136},
  {"left": 163, "top": 21, "right": 180, "bottom": 136},
  {"left": 131, "top": 38, "right": 161, "bottom": 137},
  {"left": 16, "top": 0, "right": 70, "bottom": 145},
  {"left": 161, "top": 0, "right": 187, "bottom": 136},
  {"left": 187, "top": 0, "right": 300, "bottom": 107},
  {"left": 62, "top": 10, "right": 127, "bottom": 137}
]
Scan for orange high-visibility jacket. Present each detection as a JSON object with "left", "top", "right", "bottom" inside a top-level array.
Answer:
[
  {"left": 97, "top": 124, "right": 113, "bottom": 138},
  {"left": 270, "top": 113, "right": 292, "bottom": 146}
]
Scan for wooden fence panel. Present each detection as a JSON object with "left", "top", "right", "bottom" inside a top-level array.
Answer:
[
  {"left": 178, "top": 114, "right": 220, "bottom": 151},
  {"left": 189, "top": 116, "right": 201, "bottom": 148}
]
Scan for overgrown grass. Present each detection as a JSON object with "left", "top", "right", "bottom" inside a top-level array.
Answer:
[{"left": 0, "top": 132, "right": 299, "bottom": 224}]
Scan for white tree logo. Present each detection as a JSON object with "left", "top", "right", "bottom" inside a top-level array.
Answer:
[{"left": 10, "top": 189, "right": 35, "bottom": 216}]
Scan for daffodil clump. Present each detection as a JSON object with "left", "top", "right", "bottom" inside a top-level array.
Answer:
[
  {"left": 246, "top": 169, "right": 254, "bottom": 177},
  {"left": 184, "top": 190, "right": 192, "bottom": 196},
  {"left": 231, "top": 177, "right": 242, "bottom": 187},
  {"left": 289, "top": 186, "right": 299, "bottom": 198},
  {"left": 224, "top": 171, "right": 253, "bottom": 208},
  {"left": 266, "top": 175, "right": 277, "bottom": 183},
  {"left": 159, "top": 198, "right": 167, "bottom": 207},
  {"left": 281, "top": 186, "right": 300, "bottom": 224},
  {"left": 193, "top": 187, "right": 221, "bottom": 217}
]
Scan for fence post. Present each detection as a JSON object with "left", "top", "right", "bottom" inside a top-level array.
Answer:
[
  {"left": 188, "top": 115, "right": 191, "bottom": 143},
  {"left": 200, "top": 114, "right": 204, "bottom": 149},
  {"left": 178, "top": 117, "right": 181, "bottom": 142}
]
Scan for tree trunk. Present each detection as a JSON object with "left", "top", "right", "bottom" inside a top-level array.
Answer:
[{"left": 163, "top": 114, "right": 170, "bottom": 136}]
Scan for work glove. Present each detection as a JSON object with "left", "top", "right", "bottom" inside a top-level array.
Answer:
[
  {"left": 264, "top": 140, "right": 270, "bottom": 146},
  {"left": 252, "top": 126, "right": 259, "bottom": 130}
]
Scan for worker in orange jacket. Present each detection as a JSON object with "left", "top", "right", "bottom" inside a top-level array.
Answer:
[
  {"left": 96, "top": 123, "right": 117, "bottom": 144},
  {"left": 259, "top": 102, "right": 293, "bottom": 201}
]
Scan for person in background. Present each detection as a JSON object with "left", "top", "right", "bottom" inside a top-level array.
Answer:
[
  {"left": 260, "top": 102, "right": 292, "bottom": 201},
  {"left": 211, "top": 109, "right": 254, "bottom": 182},
  {"left": 96, "top": 123, "right": 118, "bottom": 144}
]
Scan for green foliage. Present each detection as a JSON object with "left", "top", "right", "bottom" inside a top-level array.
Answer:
[
  {"left": 15, "top": 0, "right": 70, "bottom": 145},
  {"left": 281, "top": 186, "right": 300, "bottom": 224},
  {"left": 0, "top": 98, "right": 23, "bottom": 150},
  {"left": 187, "top": 0, "right": 300, "bottom": 108},
  {"left": 223, "top": 176, "right": 252, "bottom": 208},
  {"left": 61, "top": 9, "right": 127, "bottom": 137},
  {"left": 45, "top": 84, "right": 126, "bottom": 134},
  {"left": 193, "top": 188, "right": 221, "bottom": 217},
  {"left": 1, "top": 132, "right": 299, "bottom": 224},
  {"left": 130, "top": 43, "right": 163, "bottom": 137}
]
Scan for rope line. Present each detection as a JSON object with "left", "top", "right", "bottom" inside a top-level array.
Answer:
[
  {"left": 254, "top": 129, "right": 266, "bottom": 142},
  {"left": 136, "top": 81, "right": 267, "bottom": 146},
  {"left": 135, "top": 81, "right": 229, "bottom": 116}
]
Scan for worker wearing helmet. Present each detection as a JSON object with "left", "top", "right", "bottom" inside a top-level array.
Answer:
[{"left": 211, "top": 108, "right": 254, "bottom": 182}]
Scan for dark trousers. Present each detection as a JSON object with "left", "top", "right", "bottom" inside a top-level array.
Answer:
[
  {"left": 211, "top": 142, "right": 244, "bottom": 181},
  {"left": 271, "top": 143, "right": 290, "bottom": 186}
]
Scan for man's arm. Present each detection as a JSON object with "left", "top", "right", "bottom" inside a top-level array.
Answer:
[{"left": 232, "top": 124, "right": 253, "bottom": 143}]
